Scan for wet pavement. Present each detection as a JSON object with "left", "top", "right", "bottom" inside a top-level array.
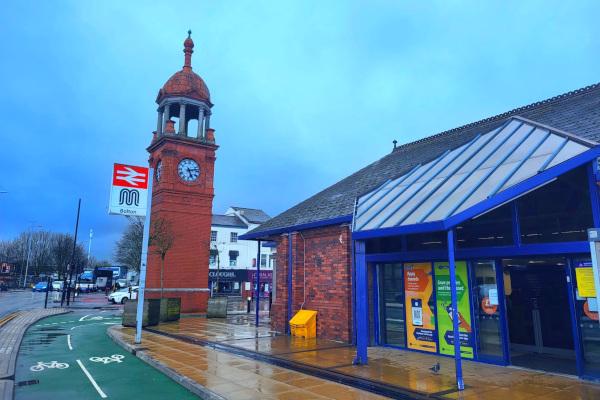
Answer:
[
  {"left": 136, "top": 317, "right": 600, "bottom": 400},
  {"left": 14, "top": 310, "right": 198, "bottom": 399},
  {"left": 112, "top": 325, "right": 387, "bottom": 399}
]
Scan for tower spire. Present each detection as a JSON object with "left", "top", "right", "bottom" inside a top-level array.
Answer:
[{"left": 183, "top": 30, "right": 194, "bottom": 71}]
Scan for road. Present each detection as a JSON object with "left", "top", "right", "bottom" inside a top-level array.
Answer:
[
  {"left": 14, "top": 310, "right": 199, "bottom": 399},
  {"left": 0, "top": 290, "right": 46, "bottom": 318}
]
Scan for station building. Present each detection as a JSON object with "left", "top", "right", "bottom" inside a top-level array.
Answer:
[{"left": 242, "top": 84, "right": 600, "bottom": 380}]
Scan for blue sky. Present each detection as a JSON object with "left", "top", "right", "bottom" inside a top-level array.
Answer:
[{"left": 1, "top": 1, "right": 599, "bottom": 261}]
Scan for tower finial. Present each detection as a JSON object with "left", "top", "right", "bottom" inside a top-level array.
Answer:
[{"left": 183, "top": 30, "right": 194, "bottom": 70}]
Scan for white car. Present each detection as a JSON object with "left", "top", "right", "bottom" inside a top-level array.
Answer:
[{"left": 108, "top": 286, "right": 138, "bottom": 304}]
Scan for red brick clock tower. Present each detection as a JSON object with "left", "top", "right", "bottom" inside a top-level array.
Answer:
[{"left": 145, "top": 31, "right": 217, "bottom": 313}]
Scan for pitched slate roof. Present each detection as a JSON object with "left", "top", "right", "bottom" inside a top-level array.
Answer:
[
  {"left": 230, "top": 207, "right": 271, "bottom": 224},
  {"left": 212, "top": 214, "right": 247, "bottom": 228},
  {"left": 244, "top": 82, "right": 600, "bottom": 239}
]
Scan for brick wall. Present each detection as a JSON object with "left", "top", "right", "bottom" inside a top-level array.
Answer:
[
  {"left": 145, "top": 136, "right": 217, "bottom": 313},
  {"left": 270, "top": 225, "right": 354, "bottom": 342}
]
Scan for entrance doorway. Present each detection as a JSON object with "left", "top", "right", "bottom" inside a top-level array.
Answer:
[{"left": 504, "top": 258, "right": 576, "bottom": 375}]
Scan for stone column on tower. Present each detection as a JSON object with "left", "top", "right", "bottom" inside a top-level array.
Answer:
[
  {"left": 197, "top": 108, "right": 205, "bottom": 139},
  {"left": 178, "top": 103, "right": 186, "bottom": 135},
  {"left": 156, "top": 109, "right": 164, "bottom": 135},
  {"left": 163, "top": 104, "right": 171, "bottom": 134}
]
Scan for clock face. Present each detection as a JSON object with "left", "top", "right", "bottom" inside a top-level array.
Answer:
[
  {"left": 178, "top": 158, "right": 200, "bottom": 182},
  {"left": 156, "top": 160, "right": 162, "bottom": 182}
]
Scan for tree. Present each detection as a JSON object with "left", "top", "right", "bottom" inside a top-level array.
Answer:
[
  {"left": 149, "top": 216, "right": 175, "bottom": 299},
  {"left": 114, "top": 216, "right": 144, "bottom": 271}
]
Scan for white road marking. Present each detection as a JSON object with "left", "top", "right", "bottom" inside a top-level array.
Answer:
[
  {"left": 79, "top": 314, "right": 91, "bottom": 322},
  {"left": 76, "top": 359, "right": 107, "bottom": 398},
  {"left": 67, "top": 334, "right": 73, "bottom": 350}
]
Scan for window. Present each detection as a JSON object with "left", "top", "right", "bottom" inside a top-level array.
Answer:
[
  {"left": 229, "top": 250, "right": 238, "bottom": 267},
  {"left": 269, "top": 255, "right": 276, "bottom": 269},
  {"left": 260, "top": 254, "right": 267, "bottom": 267},
  {"left": 230, "top": 232, "right": 238, "bottom": 243},
  {"left": 456, "top": 204, "right": 513, "bottom": 248},
  {"left": 209, "top": 249, "right": 218, "bottom": 266},
  {"left": 517, "top": 166, "right": 593, "bottom": 244},
  {"left": 210, "top": 231, "right": 217, "bottom": 242},
  {"left": 379, "top": 263, "right": 406, "bottom": 347}
]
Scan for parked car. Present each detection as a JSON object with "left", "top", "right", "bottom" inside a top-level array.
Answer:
[
  {"left": 115, "top": 279, "right": 128, "bottom": 289},
  {"left": 108, "top": 286, "right": 138, "bottom": 304},
  {"left": 52, "top": 281, "right": 63, "bottom": 291},
  {"left": 32, "top": 282, "right": 49, "bottom": 292}
]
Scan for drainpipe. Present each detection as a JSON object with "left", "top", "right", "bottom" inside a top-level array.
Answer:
[
  {"left": 287, "top": 232, "right": 293, "bottom": 334},
  {"left": 353, "top": 240, "right": 368, "bottom": 365}
]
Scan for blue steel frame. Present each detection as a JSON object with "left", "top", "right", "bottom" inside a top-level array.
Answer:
[
  {"left": 353, "top": 146, "right": 600, "bottom": 240},
  {"left": 354, "top": 240, "right": 368, "bottom": 365},
  {"left": 357, "top": 160, "right": 600, "bottom": 381}
]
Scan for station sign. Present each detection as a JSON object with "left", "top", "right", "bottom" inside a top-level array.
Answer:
[{"left": 108, "top": 163, "right": 149, "bottom": 216}]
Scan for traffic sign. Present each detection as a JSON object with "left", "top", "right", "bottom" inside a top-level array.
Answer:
[{"left": 108, "top": 163, "right": 149, "bottom": 216}]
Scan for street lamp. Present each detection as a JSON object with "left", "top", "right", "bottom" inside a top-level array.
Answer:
[{"left": 23, "top": 224, "right": 43, "bottom": 288}]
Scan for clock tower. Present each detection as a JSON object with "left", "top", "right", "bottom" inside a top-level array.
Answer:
[{"left": 145, "top": 31, "right": 217, "bottom": 313}]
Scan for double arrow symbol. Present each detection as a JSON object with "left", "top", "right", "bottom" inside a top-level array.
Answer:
[{"left": 116, "top": 167, "right": 146, "bottom": 187}]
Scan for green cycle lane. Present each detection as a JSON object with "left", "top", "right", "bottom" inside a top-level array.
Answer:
[{"left": 14, "top": 310, "right": 200, "bottom": 399}]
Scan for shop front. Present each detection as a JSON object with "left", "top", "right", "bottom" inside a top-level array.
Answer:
[
  {"left": 208, "top": 269, "right": 246, "bottom": 296},
  {"left": 352, "top": 117, "right": 600, "bottom": 381}
]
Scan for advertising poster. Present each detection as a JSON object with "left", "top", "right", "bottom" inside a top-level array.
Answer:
[
  {"left": 404, "top": 263, "right": 437, "bottom": 353},
  {"left": 434, "top": 261, "right": 474, "bottom": 359}
]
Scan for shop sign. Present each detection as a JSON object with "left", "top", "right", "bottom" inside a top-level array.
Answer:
[
  {"left": 208, "top": 269, "right": 246, "bottom": 282},
  {"left": 404, "top": 263, "right": 437, "bottom": 353},
  {"left": 247, "top": 270, "right": 273, "bottom": 283},
  {"left": 434, "top": 261, "right": 474, "bottom": 359}
]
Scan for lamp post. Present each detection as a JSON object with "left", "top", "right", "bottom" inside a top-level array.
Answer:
[
  {"left": 87, "top": 229, "right": 93, "bottom": 265},
  {"left": 23, "top": 224, "right": 43, "bottom": 288}
]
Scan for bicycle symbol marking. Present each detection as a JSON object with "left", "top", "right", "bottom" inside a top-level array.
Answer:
[
  {"left": 89, "top": 354, "right": 125, "bottom": 364},
  {"left": 30, "top": 361, "right": 69, "bottom": 372}
]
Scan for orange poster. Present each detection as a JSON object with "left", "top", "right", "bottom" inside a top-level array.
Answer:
[{"left": 404, "top": 262, "right": 437, "bottom": 353}]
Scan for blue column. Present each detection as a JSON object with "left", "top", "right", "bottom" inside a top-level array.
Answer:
[
  {"left": 353, "top": 240, "right": 368, "bottom": 365},
  {"left": 286, "top": 233, "right": 293, "bottom": 334},
  {"left": 255, "top": 239, "right": 261, "bottom": 327},
  {"left": 447, "top": 229, "right": 464, "bottom": 391}
]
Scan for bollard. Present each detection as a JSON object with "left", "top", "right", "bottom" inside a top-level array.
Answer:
[
  {"left": 44, "top": 277, "right": 50, "bottom": 309},
  {"left": 247, "top": 296, "right": 251, "bottom": 314}
]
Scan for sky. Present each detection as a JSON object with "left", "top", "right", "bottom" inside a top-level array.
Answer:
[{"left": 1, "top": 1, "right": 599, "bottom": 261}]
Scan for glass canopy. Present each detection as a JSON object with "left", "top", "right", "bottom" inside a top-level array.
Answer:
[{"left": 354, "top": 117, "right": 596, "bottom": 233}]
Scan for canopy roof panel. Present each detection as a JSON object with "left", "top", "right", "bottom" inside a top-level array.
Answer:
[{"left": 354, "top": 116, "right": 596, "bottom": 234}]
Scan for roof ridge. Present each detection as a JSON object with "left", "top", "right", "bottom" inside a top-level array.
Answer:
[{"left": 393, "top": 82, "right": 600, "bottom": 152}]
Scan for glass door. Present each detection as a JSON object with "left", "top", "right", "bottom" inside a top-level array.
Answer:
[
  {"left": 471, "top": 260, "right": 504, "bottom": 362},
  {"left": 378, "top": 263, "right": 406, "bottom": 347}
]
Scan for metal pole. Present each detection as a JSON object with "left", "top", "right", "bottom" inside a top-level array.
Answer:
[
  {"left": 447, "top": 229, "right": 464, "bottom": 391},
  {"left": 66, "top": 199, "right": 81, "bottom": 307},
  {"left": 135, "top": 168, "right": 154, "bottom": 344},
  {"left": 23, "top": 231, "right": 32, "bottom": 288},
  {"left": 44, "top": 276, "right": 50, "bottom": 308},
  {"left": 255, "top": 240, "right": 261, "bottom": 327},
  {"left": 87, "top": 229, "right": 93, "bottom": 264}
]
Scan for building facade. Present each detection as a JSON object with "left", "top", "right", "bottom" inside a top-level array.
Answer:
[
  {"left": 242, "top": 84, "right": 600, "bottom": 380},
  {"left": 210, "top": 207, "right": 275, "bottom": 297},
  {"left": 145, "top": 32, "right": 217, "bottom": 313}
]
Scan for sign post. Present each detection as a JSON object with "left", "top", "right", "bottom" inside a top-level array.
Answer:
[{"left": 108, "top": 163, "right": 151, "bottom": 344}]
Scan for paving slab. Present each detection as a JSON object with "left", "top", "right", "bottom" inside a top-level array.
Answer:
[{"left": 140, "top": 316, "right": 600, "bottom": 400}]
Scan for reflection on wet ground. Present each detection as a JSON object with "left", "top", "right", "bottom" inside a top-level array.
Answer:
[{"left": 142, "top": 317, "right": 600, "bottom": 400}]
